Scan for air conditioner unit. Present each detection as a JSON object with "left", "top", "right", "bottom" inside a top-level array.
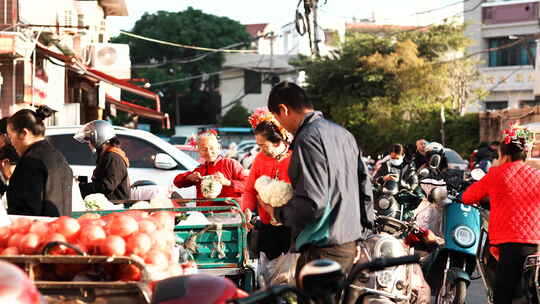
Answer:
[
  {"left": 58, "top": 9, "right": 78, "bottom": 35},
  {"left": 85, "top": 43, "right": 131, "bottom": 79}
]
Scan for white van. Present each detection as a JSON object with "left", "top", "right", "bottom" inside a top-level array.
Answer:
[{"left": 45, "top": 126, "right": 198, "bottom": 199}]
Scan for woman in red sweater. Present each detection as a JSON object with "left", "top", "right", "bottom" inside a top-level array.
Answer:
[
  {"left": 462, "top": 126, "right": 540, "bottom": 304},
  {"left": 242, "top": 108, "right": 292, "bottom": 262}
]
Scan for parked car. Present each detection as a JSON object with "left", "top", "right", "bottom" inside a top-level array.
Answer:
[
  {"left": 444, "top": 148, "right": 468, "bottom": 171},
  {"left": 175, "top": 144, "right": 202, "bottom": 163},
  {"left": 236, "top": 140, "right": 256, "bottom": 160},
  {"left": 45, "top": 126, "right": 199, "bottom": 199}
]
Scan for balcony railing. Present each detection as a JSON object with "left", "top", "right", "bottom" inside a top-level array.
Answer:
[{"left": 483, "top": 0, "right": 539, "bottom": 24}]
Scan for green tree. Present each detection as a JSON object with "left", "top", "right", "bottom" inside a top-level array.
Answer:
[
  {"left": 293, "top": 23, "right": 483, "bottom": 157},
  {"left": 220, "top": 104, "right": 251, "bottom": 127},
  {"left": 112, "top": 8, "right": 251, "bottom": 126}
]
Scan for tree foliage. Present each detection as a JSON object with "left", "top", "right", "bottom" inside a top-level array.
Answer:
[
  {"left": 293, "top": 23, "right": 485, "bottom": 156},
  {"left": 220, "top": 103, "right": 251, "bottom": 127},
  {"left": 112, "top": 8, "right": 251, "bottom": 126}
]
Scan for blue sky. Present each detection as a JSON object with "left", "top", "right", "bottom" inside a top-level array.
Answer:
[{"left": 108, "top": 0, "right": 463, "bottom": 35}]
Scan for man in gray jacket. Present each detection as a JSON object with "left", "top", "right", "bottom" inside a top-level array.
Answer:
[{"left": 264, "top": 81, "right": 375, "bottom": 279}]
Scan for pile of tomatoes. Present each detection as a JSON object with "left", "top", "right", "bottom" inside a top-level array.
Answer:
[{"left": 0, "top": 211, "right": 196, "bottom": 281}]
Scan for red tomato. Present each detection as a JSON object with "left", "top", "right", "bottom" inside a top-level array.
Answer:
[
  {"left": 144, "top": 250, "right": 169, "bottom": 269},
  {"left": 0, "top": 226, "right": 11, "bottom": 247},
  {"left": 150, "top": 211, "right": 176, "bottom": 230},
  {"left": 149, "top": 230, "right": 168, "bottom": 251},
  {"left": 7, "top": 233, "right": 23, "bottom": 249},
  {"left": 29, "top": 222, "right": 49, "bottom": 239},
  {"left": 78, "top": 213, "right": 101, "bottom": 221},
  {"left": 42, "top": 233, "right": 67, "bottom": 255},
  {"left": 138, "top": 219, "right": 157, "bottom": 234},
  {"left": 79, "top": 225, "right": 106, "bottom": 249},
  {"left": 10, "top": 218, "right": 32, "bottom": 234},
  {"left": 54, "top": 217, "right": 81, "bottom": 239},
  {"left": 123, "top": 210, "right": 149, "bottom": 220},
  {"left": 126, "top": 233, "right": 152, "bottom": 256},
  {"left": 18, "top": 233, "right": 41, "bottom": 254},
  {"left": 99, "top": 235, "right": 126, "bottom": 256},
  {"left": 108, "top": 215, "right": 139, "bottom": 237},
  {"left": 117, "top": 264, "right": 142, "bottom": 281},
  {"left": 0, "top": 247, "right": 19, "bottom": 255}
]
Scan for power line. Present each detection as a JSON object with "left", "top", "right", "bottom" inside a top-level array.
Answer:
[
  {"left": 120, "top": 31, "right": 256, "bottom": 53},
  {"left": 131, "top": 41, "right": 250, "bottom": 68}
]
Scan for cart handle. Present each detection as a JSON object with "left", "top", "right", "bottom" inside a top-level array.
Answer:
[{"left": 42, "top": 241, "right": 86, "bottom": 256}]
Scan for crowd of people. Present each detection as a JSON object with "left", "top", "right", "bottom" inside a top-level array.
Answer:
[{"left": 0, "top": 81, "right": 537, "bottom": 304}]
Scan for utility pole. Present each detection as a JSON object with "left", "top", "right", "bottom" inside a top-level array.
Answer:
[
  {"left": 312, "top": 0, "right": 321, "bottom": 57},
  {"left": 269, "top": 31, "right": 274, "bottom": 73}
]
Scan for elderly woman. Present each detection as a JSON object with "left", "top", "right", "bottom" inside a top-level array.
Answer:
[{"left": 173, "top": 130, "right": 247, "bottom": 206}]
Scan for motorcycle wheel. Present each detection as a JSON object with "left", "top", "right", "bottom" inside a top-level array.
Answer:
[{"left": 436, "top": 279, "right": 467, "bottom": 304}]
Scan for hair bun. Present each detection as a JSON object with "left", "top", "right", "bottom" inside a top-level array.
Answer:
[{"left": 35, "top": 106, "right": 55, "bottom": 121}]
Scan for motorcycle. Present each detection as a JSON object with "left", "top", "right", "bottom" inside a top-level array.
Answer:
[
  {"left": 352, "top": 216, "right": 432, "bottom": 304},
  {"left": 414, "top": 143, "right": 482, "bottom": 304},
  {"left": 150, "top": 255, "right": 420, "bottom": 304},
  {"left": 374, "top": 174, "right": 422, "bottom": 222}
]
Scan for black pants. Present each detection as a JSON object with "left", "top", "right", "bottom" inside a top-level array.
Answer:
[
  {"left": 494, "top": 243, "right": 538, "bottom": 304},
  {"left": 253, "top": 224, "right": 291, "bottom": 260}
]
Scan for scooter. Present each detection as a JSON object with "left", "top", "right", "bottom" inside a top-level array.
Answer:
[{"left": 415, "top": 146, "right": 482, "bottom": 304}]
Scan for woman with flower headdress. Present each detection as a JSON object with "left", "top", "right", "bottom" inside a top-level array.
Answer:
[
  {"left": 241, "top": 108, "right": 292, "bottom": 271},
  {"left": 462, "top": 124, "right": 540, "bottom": 304},
  {"left": 173, "top": 129, "right": 247, "bottom": 206}
]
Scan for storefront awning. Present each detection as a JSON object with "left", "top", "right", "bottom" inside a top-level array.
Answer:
[
  {"left": 36, "top": 44, "right": 166, "bottom": 126},
  {"left": 106, "top": 95, "right": 170, "bottom": 128}
]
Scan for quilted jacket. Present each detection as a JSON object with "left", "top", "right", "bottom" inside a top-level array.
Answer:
[{"left": 462, "top": 161, "right": 540, "bottom": 245}]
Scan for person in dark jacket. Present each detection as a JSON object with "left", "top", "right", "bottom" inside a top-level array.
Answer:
[
  {"left": 413, "top": 138, "right": 448, "bottom": 171},
  {"left": 263, "top": 81, "right": 375, "bottom": 282},
  {"left": 0, "top": 118, "right": 18, "bottom": 196},
  {"left": 374, "top": 143, "right": 417, "bottom": 190},
  {"left": 475, "top": 141, "right": 499, "bottom": 172},
  {"left": 75, "top": 120, "right": 130, "bottom": 201},
  {"left": 6, "top": 106, "right": 73, "bottom": 216}
]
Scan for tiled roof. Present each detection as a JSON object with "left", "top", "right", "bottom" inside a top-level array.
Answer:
[{"left": 245, "top": 23, "right": 269, "bottom": 38}]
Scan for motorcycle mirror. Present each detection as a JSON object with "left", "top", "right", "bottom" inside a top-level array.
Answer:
[
  {"left": 299, "top": 259, "right": 344, "bottom": 298},
  {"left": 471, "top": 168, "right": 486, "bottom": 181},
  {"left": 429, "top": 154, "right": 441, "bottom": 169},
  {"left": 383, "top": 180, "right": 399, "bottom": 195},
  {"left": 419, "top": 168, "right": 430, "bottom": 178}
]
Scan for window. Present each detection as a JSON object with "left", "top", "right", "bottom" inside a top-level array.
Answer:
[
  {"left": 244, "top": 70, "right": 261, "bottom": 94},
  {"left": 485, "top": 101, "right": 508, "bottom": 110},
  {"left": 488, "top": 38, "right": 536, "bottom": 67},
  {"left": 520, "top": 99, "right": 540, "bottom": 108},
  {"left": 531, "top": 142, "right": 540, "bottom": 158},
  {"left": 47, "top": 135, "right": 95, "bottom": 166},
  {"left": 117, "top": 135, "right": 183, "bottom": 170}
]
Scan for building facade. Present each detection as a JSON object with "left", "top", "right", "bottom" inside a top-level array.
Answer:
[
  {"left": 0, "top": 0, "right": 167, "bottom": 127},
  {"left": 465, "top": 0, "right": 539, "bottom": 112}
]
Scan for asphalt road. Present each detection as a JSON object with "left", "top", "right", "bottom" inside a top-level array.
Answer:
[{"left": 466, "top": 277, "right": 488, "bottom": 303}]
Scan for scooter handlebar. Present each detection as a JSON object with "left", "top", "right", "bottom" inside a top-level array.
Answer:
[
  {"left": 364, "top": 255, "right": 421, "bottom": 272},
  {"left": 229, "top": 285, "right": 307, "bottom": 304}
]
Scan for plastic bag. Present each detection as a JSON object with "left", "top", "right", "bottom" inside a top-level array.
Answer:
[
  {"left": 413, "top": 199, "right": 443, "bottom": 237},
  {"left": 259, "top": 252, "right": 299, "bottom": 286}
]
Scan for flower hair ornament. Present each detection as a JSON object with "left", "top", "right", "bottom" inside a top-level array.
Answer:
[
  {"left": 248, "top": 107, "right": 291, "bottom": 142},
  {"left": 502, "top": 124, "right": 533, "bottom": 150}
]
